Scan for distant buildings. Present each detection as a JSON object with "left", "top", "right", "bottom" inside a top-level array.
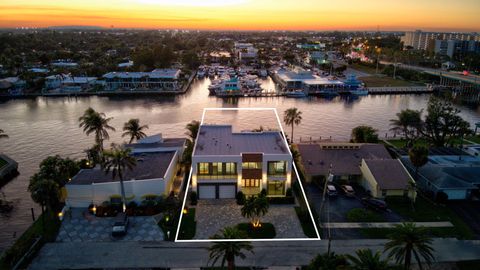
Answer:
[
  {"left": 103, "top": 69, "right": 182, "bottom": 92},
  {"left": 434, "top": 39, "right": 480, "bottom": 58},
  {"left": 44, "top": 74, "right": 99, "bottom": 92},
  {"left": 234, "top": 42, "right": 258, "bottom": 63},
  {"left": 117, "top": 60, "right": 134, "bottom": 68},
  {"left": 191, "top": 125, "right": 292, "bottom": 199},
  {"left": 51, "top": 60, "right": 79, "bottom": 68},
  {"left": 401, "top": 30, "right": 480, "bottom": 51},
  {"left": 297, "top": 43, "right": 326, "bottom": 50}
]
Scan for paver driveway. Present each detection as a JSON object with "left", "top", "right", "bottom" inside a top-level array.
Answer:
[
  {"left": 194, "top": 199, "right": 306, "bottom": 239},
  {"left": 56, "top": 209, "right": 163, "bottom": 242}
]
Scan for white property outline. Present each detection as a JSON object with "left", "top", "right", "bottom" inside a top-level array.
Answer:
[{"left": 175, "top": 107, "right": 321, "bottom": 242}]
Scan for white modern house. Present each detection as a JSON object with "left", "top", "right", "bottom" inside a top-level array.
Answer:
[
  {"left": 103, "top": 69, "right": 182, "bottom": 91},
  {"left": 65, "top": 134, "right": 186, "bottom": 208},
  {"left": 191, "top": 125, "right": 292, "bottom": 199}
]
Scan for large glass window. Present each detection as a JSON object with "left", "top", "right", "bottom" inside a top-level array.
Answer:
[
  {"left": 268, "top": 180, "right": 285, "bottom": 196},
  {"left": 268, "top": 161, "right": 287, "bottom": 175},
  {"left": 225, "top": 163, "right": 236, "bottom": 175},
  {"left": 197, "top": 162, "right": 237, "bottom": 179},
  {"left": 242, "top": 162, "right": 262, "bottom": 169},
  {"left": 242, "top": 179, "right": 261, "bottom": 187},
  {"left": 198, "top": 163, "right": 209, "bottom": 175}
]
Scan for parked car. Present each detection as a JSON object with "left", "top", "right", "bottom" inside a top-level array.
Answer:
[
  {"left": 341, "top": 185, "right": 355, "bottom": 197},
  {"left": 327, "top": 185, "right": 338, "bottom": 197},
  {"left": 112, "top": 212, "right": 129, "bottom": 237},
  {"left": 361, "top": 197, "right": 387, "bottom": 211}
]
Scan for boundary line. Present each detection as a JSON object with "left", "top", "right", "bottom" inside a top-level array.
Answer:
[{"left": 175, "top": 107, "right": 320, "bottom": 242}]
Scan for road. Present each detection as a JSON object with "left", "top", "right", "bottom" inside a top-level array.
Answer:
[
  {"left": 380, "top": 61, "right": 480, "bottom": 86},
  {"left": 30, "top": 238, "right": 480, "bottom": 269}
]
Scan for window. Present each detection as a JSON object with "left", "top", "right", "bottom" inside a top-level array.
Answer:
[
  {"left": 225, "top": 162, "right": 236, "bottom": 175},
  {"left": 243, "top": 179, "right": 261, "bottom": 187},
  {"left": 212, "top": 162, "right": 222, "bottom": 175},
  {"left": 242, "top": 162, "right": 262, "bottom": 169},
  {"left": 267, "top": 180, "right": 285, "bottom": 196},
  {"left": 198, "top": 163, "right": 209, "bottom": 175},
  {"left": 268, "top": 161, "right": 287, "bottom": 175}
]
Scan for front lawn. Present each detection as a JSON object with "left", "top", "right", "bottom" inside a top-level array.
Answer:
[
  {"left": 236, "top": 222, "right": 276, "bottom": 239},
  {"left": 346, "top": 208, "right": 385, "bottom": 222},
  {"left": 295, "top": 207, "right": 318, "bottom": 238},
  {"left": 386, "top": 196, "right": 474, "bottom": 239},
  {"left": 359, "top": 75, "right": 418, "bottom": 87},
  {"left": 176, "top": 208, "right": 196, "bottom": 240}
]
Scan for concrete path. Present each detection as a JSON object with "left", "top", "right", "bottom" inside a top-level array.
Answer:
[
  {"left": 322, "top": 221, "right": 454, "bottom": 229},
  {"left": 30, "top": 238, "right": 480, "bottom": 269}
]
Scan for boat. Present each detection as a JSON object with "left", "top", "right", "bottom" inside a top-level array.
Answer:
[
  {"left": 285, "top": 89, "right": 307, "bottom": 98},
  {"left": 258, "top": 69, "right": 268, "bottom": 78},
  {"left": 197, "top": 66, "right": 206, "bottom": 78},
  {"left": 344, "top": 74, "right": 368, "bottom": 96},
  {"left": 215, "top": 77, "right": 243, "bottom": 97},
  {"left": 208, "top": 79, "right": 222, "bottom": 94}
]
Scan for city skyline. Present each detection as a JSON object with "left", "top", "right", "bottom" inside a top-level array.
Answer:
[{"left": 1, "top": 0, "right": 480, "bottom": 32}]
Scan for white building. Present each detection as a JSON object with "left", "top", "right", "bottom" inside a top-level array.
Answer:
[
  {"left": 191, "top": 125, "right": 292, "bottom": 199},
  {"left": 402, "top": 30, "right": 479, "bottom": 50},
  {"left": 103, "top": 69, "right": 182, "bottom": 91},
  {"left": 273, "top": 68, "right": 344, "bottom": 93},
  {"left": 65, "top": 134, "right": 186, "bottom": 208},
  {"left": 45, "top": 74, "right": 98, "bottom": 92}
]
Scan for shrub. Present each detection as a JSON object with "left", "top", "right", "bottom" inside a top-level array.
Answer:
[
  {"left": 189, "top": 191, "right": 198, "bottom": 205},
  {"left": 236, "top": 191, "right": 246, "bottom": 205},
  {"left": 286, "top": 188, "right": 293, "bottom": 197},
  {"left": 268, "top": 196, "right": 295, "bottom": 204},
  {"left": 260, "top": 189, "right": 267, "bottom": 197}
]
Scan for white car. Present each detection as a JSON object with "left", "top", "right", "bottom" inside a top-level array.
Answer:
[
  {"left": 341, "top": 185, "right": 355, "bottom": 197},
  {"left": 327, "top": 185, "right": 338, "bottom": 197}
]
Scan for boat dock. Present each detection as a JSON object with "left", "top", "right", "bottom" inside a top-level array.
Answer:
[{"left": 367, "top": 86, "right": 433, "bottom": 94}]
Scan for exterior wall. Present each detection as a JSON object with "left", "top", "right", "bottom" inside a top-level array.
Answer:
[{"left": 360, "top": 160, "right": 379, "bottom": 197}]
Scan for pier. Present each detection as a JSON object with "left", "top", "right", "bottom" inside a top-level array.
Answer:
[{"left": 367, "top": 86, "right": 433, "bottom": 94}]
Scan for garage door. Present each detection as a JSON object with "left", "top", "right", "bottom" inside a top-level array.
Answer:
[
  {"left": 219, "top": 185, "right": 236, "bottom": 199},
  {"left": 443, "top": 189, "right": 467, "bottom": 200},
  {"left": 199, "top": 185, "right": 216, "bottom": 199}
]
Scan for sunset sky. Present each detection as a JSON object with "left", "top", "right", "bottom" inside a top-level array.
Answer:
[{"left": 1, "top": 0, "right": 479, "bottom": 31}]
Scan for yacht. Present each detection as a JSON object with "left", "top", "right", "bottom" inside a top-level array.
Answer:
[
  {"left": 285, "top": 89, "right": 307, "bottom": 98},
  {"left": 344, "top": 74, "right": 368, "bottom": 95}
]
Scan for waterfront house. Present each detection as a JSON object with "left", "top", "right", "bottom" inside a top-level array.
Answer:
[
  {"left": 65, "top": 134, "right": 185, "bottom": 208},
  {"left": 44, "top": 74, "right": 98, "bottom": 93},
  {"left": 102, "top": 69, "right": 182, "bottom": 92},
  {"left": 273, "top": 68, "right": 344, "bottom": 93},
  {"left": 191, "top": 125, "right": 292, "bottom": 199},
  {"left": 401, "top": 155, "right": 480, "bottom": 200}
]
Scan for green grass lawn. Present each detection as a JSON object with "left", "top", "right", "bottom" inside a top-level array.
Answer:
[
  {"left": 385, "top": 197, "right": 474, "bottom": 239},
  {"left": 346, "top": 208, "right": 385, "bottom": 222},
  {"left": 0, "top": 210, "right": 60, "bottom": 269},
  {"left": 295, "top": 207, "right": 318, "bottom": 238},
  {"left": 236, "top": 222, "right": 276, "bottom": 239},
  {"left": 177, "top": 208, "right": 196, "bottom": 240},
  {"left": 359, "top": 75, "right": 418, "bottom": 87},
  {"left": 350, "top": 63, "right": 379, "bottom": 75},
  {"left": 0, "top": 157, "right": 7, "bottom": 170}
]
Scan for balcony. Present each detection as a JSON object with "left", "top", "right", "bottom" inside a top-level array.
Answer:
[{"left": 197, "top": 174, "right": 237, "bottom": 180}]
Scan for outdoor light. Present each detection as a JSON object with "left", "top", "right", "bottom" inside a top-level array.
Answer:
[
  {"left": 183, "top": 208, "right": 188, "bottom": 214},
  {"left": 165, "top": 216, "right": 170, "bottom": 222},
  {"left": 92, "top": 205, "right": 97, "bottom": 215},
  {"left": 58, "top": 212, "right": 64, "bottom": 221},
  {"left": 86, "top": 161, "right": 90, "bottom": 166}
]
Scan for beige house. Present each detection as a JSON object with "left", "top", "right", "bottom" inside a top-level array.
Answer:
[{"left": 360, "top": 159, "right": 416, "bottom": 200}]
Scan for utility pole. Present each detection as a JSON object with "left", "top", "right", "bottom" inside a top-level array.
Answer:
[{"left": 319, "top": 165, "right": 333, "bottom": 255}]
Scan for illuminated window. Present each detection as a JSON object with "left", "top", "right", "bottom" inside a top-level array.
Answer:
[
  {"left": 268, "top": 161, "right": 287, "bottom": 175},
  {"left": 242, "top": 162, "right": 262, "bottom": 169},
  {"left": 242, "top": 179, "right": 261, "bottom": 187},
  {"left": 198, "top": 163, "right": 209, "bottom": 175},
  {"left": 225, "top": 162, "right": 236, "bottom": 175},
  {"left": 267, "top": 180, "right": 285, "bottom": 196}
]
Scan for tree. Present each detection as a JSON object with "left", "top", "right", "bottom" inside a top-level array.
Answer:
[
  {"left": 408, "top": 146, "right": 429, "bottom": 180},
  {"left": 183, "top": 120, "right": 200, "bottom": 164},
  {"left": 122, "top": 119, "right": 149, "bottom": 144},
  {"left": 241, "top": 195, "right": 269, "bottom": 227},
  {"left": 79, "top": 107, "right": 116, "bottom": 150},
  {"left": 346, "top": 249, "right": 390, "bottom": 270},
  {"left": 28, "top": 176, "right": 60, "bottom": 232},
  {"left": 208, "top": 227, "right": 253, "bottom": 270},
  {"left": 31, "top": 155, "right": 80, "bottom": 188},
  {"left": 384, "top": 222, "right": 434, "bottom": 270},
  {"left": 422, "top": 97, "right": 471, "bottom": 147},
  {"left": 307, "top": 252, "right": 348, "bottom": 270},
  {"left": 102, "top": 144, "right": 137, "bottom": 212},
  {"left": 284, "top": 108, "right": 302, "bottom": 143},
  {"left": 0, "top": 129, "right": 8, "bottom": 139},
  {"left": 351, "top": 125, "right": 379, "bottom": 143},
  {"left": 390, "top": 109, "right": 422, "bottom": 147}
]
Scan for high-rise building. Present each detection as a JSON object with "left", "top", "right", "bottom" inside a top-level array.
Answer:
[{"left": 401, "top": 30, "right": 479, "bottom": 50}]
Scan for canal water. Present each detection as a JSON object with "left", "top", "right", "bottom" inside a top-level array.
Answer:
[{"left": 0, "top": 77, "right": 479, "bottom": 252}]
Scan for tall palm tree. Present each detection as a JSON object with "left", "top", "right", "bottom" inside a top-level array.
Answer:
[
  {"left": 283, "top": 107, "right": 302, "bottom": 143},
  {"left": 28, "top": 176, "right": 60, "bottom": 233},
  {"left": 122, "top": 119, "right": 149, "bottom": 144},
  {"left": 390, "top": 109, "right": 423, "bottom": 147},
  {"left": 208, "top": 227, "right": 254, "bottom": 270},
  {"left": 79, "top": 107, "right": 115, "bottom": 150},
  {"left": 384, "top": 222, "right": 434, "bottom": 270},
  {"left": 0, "top": 129, "right": 8, "bottom": 139},
  {"left": 241, "top": 195, "right": 269, "bottom": 227},
  {"left": 185, "top": 120, "right": 200, "bottom": 142},
  {"left": 408, "top": 145, "right": 429, "bottom": 180},
  {"left": 103, "top": 144, "right": 137, "bottom": 212},
  {"left": 346, "top": 249, "right": 390, "bottom": 270}
]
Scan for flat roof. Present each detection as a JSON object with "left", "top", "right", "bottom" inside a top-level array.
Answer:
[
  {"left": 194, "top": 125, "right": 289, "bottom": 156},
  {"left": 69, "top": 151, "right": 176, "bottom": 185},
  {"left": 103, "top": 69, "right": 181, "bottom": 79},
  {"left": 125, "top": 136, "right": 186, "bottom": 150},
  {"left": 364, "top": 159, "right": 411, "bottom": 190},
  {"left": 297, "top": 143, "right": 392, "bottom": 176}
]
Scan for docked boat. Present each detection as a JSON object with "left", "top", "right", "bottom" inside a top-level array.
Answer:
[
  {"left": 215, "top": 77, "right": 243, "bottom": 97},
  {"left": 285, "top": 89, "right": 307, "bottom": 98},
  {"left": 344, "top": 74, "right": 368, "bottom": 95},
  {"left": 197, "top": 67, "right": 206, "bottom": 78}
]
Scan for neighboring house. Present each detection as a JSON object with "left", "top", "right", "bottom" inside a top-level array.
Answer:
[
  {"left": 297, "top": 143, "right": 392, "bottom": 182},
  {"left": 65, "top": 134, "right": 186, "bottom": 208},
  {"left": 51, "top": 60, "right": 78, "bottom": 68},
  {"left": 401, "top": 155, "right": 480, "bottom": 200},
  {"left": 360, "top": 159, "right": 416, "bottom": 200},
  {"left": 103, "top": 69, "right": 182, "bottom": 92},
  {"left": 191, "top": 125, "right": 292, "bottom": 199},
  {"left": 44, "top": 74, "right": 98, "bottom": 92}
]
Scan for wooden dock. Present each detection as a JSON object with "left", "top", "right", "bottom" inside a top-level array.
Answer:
[{"left": 367, "top": 86, "right": 433, "bottom": 94}]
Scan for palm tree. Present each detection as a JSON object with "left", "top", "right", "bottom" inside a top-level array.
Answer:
[
  {"left": 185, "top": 120, "right": 200, "bottom": 142},
  {"left": 208, "top": 227, "right": 253, "bottom": 270},
  {"left": 122, "top": 119, "right": 149, "bottom": 144},
  {"left": 103, "top": 144, "right": 137, "bottom": 212},
  {"left": 28, "top": 176, "right": 60, "bottom": 233},
  {"left": 0, "top": 129, "right": 8, "bottom": 139},
  {"left": 307, "top": 252, "right": 348, "bottom": 270},
  {"left": 384, "top": 222, "right": 434, "bottom": 270},
  {"left": 79, "top": 107, "right": 115, "bottom": 150},
  {"left": 241, "top": 195, "right": 269, "bottom": 227},
  {"left": 283, "top": 108, "right": 302, "bottom": 143},
  {"left": 346, "top": 249, "right": 390, "bottom": 270},
  {"left": 390, "top": 109, "right": 423, "bottom": 147},
  {"left": 408, "top": 145, "right": 429, "bottom": 180}
]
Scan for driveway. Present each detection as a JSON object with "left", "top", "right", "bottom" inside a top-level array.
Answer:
[
  {"left": 194, "top": 199, "right": 305, "bottom": 239},
  {"left": 56, "top": 209, "right": 163, "bottom": 242}
]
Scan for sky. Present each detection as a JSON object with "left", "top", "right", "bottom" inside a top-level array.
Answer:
[{"left": 1, "top": 0, "right": 479, "bottom": 32}]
